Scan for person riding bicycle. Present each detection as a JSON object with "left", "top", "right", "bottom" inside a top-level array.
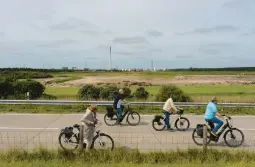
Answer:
[
  {"left": 204, "top": 96, "right": 224, "bottom": 137},
  {"left": 116, "top": 95, "right": 124, "bottom": 125},
  {"left": 113, "top": 89, "right": 125, "bottom": 110},
  {"left": 81, "top": 105, "right": 98, "bottom": 149},
  {"left": 162, "top": 95, "right": 178, "bottom": 130}
]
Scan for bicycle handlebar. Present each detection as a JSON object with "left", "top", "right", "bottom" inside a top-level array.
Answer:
[{"left": 221, "top": 114, "right": 232, "bottom": 120}]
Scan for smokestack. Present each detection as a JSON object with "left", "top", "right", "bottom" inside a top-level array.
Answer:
[{"left": 109, "top": 46, "right": 112, "bottom": 70}]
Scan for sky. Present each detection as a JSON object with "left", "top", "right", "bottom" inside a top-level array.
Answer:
[{"left": 0, "top": 0, "right": 255, "bottom": 69}]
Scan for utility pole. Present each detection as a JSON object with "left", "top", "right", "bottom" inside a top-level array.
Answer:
[{"left": 109, "top": 46, "right": 112, "bottom": 70}]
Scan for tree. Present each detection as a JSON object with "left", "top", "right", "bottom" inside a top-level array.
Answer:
[
  {"left": 155, "top": 84, "right": 192, "bottom": 102},
  {"left": 133, "top": 87, "right": 149, "bottom": 100},
  {"left": 77, "top": 84, "right": 100, "bottom": 100},
  {"left": 100, "top": 85, "right": 119, "bottom": 100},
  {"left": 13, "top": 79, "right": 45, "bottom": 99},
  {"left": 0, "top": 78, "right": 14, "bottom": 99}
]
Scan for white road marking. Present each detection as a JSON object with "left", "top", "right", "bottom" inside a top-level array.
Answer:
[{"left": 0, "top": 127, "right": 59, "bottom": 130}]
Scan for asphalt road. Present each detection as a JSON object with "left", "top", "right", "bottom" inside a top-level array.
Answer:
[{"left": 0, "top": 113, "right": 255, "bottom": 152}]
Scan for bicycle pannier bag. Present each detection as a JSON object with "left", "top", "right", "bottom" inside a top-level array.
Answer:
[
  {"left": 196, "top": 124, "right": 204, "bottom": 137},
  {"left": 106, "top": 106, "right": 114, "bottom": 118}
]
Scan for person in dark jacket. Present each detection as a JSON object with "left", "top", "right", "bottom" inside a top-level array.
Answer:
[{"left": 113, "top": 89, "right": 124, "bottom": 110}]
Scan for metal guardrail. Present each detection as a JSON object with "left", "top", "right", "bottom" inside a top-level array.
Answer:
[{"left": 0, "top": 100, "right": 255, "bottom": 107}]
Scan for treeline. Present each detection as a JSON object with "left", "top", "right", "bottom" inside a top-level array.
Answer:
[{"left": 0, "top": 71, "right": 53, "bottom": 79}]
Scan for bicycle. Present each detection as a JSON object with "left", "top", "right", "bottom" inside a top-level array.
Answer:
[
  {"left": 152, "top": 108, "right": 190, "bottom": 131},
  {"left": 192, "top": 114, "right": 244, "bottom": 147},
  {"left": 58, "top": 122, "right": 114, "bottom": 151},
  {"left": 104, "top": 103, "right": 140, "bottom": 126}
]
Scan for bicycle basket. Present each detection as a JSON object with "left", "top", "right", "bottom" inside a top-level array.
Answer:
[
  {"left": 177, "top": 109, "right": 184, "bottom": 115},
  {"left": 106, "top": 106, "right": 114, "bottom": 118},
  {"left": 196, "top": 124, "right": 204, "bottom": 137}
]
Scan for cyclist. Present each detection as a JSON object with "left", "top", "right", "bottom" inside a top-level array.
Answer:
[
  {"left": 113, "top": 89, "right": 125, "bottom": 109},
  {"left": 162, "top": 95, "right": 178, "bottom": 130},
  {"left": 204, "top": 96, "right": 224, "bottom": 137},
  {"left": 116, "top": 95, "right": 124, "bottom": 125},
  {"left": 81, "top": 105, "right": 98, "bottom": 149}
]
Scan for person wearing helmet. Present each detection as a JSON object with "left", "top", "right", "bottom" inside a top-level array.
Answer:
[
  {"left": 81, "top": 105, "right": 98, "bottom": 149},
  {"left": 204, "top": 96, "right": 224, "bottom": 137}
]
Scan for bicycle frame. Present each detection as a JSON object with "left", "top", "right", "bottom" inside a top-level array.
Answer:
[
  {"left": 208, "top": 116, "right": 233, "bottom": 141},
  {"left": 162, "top": 112, "right": 183, "bottom": 126},
  {"left": 117, "top": 105, "right": 132, "bottom": 122}
]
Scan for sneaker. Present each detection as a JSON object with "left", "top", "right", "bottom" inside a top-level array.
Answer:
[
  {"left": 83, "top": 143, "right": 87, "bottom": 149},
  {"left": 167, "top": 127, "right": 174, "bottom": 130}
]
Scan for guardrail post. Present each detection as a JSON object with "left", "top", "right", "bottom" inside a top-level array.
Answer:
[
  {"left": 79, "top": 124, "right": 84, "bottom": 152},
  {"left": 203, "top": 125, "right": 207, "bottom": 152}
]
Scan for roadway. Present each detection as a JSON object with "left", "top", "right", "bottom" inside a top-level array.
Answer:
[{"left": 0, "top": 113, "right": 255, "bottom": 152}]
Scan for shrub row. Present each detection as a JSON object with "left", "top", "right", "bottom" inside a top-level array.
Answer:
[
  {"left": 77, "top": 85, "right": 150, "bottom": 100},
  {"left": 77, "top": 84, "right": 192, "bottom": 102}
]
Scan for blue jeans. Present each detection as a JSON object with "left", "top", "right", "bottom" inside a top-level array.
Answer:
[
  {"left": 163, "top": 110, "right": 171, "bottom": 128},
  {"left": 117, "top": 108, "right": 122, "bottom": 121},
  {"left": 205, "top": 117, "right": 223, "bottom": 133}
]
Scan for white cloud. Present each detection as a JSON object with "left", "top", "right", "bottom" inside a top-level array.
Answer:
[{"left": 0, "top": 0, "right": 254, "bottom": 69}]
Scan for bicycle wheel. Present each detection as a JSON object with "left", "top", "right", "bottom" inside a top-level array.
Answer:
[
  {"left": 152, "top": 116, "right": 166, "bottom": 131},
  {"left": 104, "top": 113, "right": 118, "bottom": 126},
  {"left": 175, "top": 117, "right": 190, "bottom": 131},
  {"left": 58, "top": 132, "right": 79, "bottom": 151},
  {"left": 91, "top": 133, "right": 114, "bottom": 150},
  {"left": 223, "top": 128, "right": 244, "bottom": 147},
  {"left": 127, "top": 111, "right": 140, "bottom": 126},
  {"left": 192, "top": 128, "right": 211, "bottom": 146}
]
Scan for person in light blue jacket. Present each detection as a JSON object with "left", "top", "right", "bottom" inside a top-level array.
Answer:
[{"left": 204, "top": 96, "right": 224, "bottom": 136}]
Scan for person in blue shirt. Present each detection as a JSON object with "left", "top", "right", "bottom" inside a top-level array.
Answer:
[{"left": 204, "top": 96, "right": 224, "bottom": 136}]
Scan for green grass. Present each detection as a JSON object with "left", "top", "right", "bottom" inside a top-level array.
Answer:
[
  {"left": 45, "top": 84, "right": 255, "bottom": 102},
  {"left": 45, "top": 87, "right": 79, "bottom": 99},
  {"left": 0, "top": 161, "right": 253, "bottom": 167},
  {"left": 1, "top": 104, "right": 255, "bottom": 115},
  {"left": 0, "top": 147, "right": 255, "bottom": 167}
]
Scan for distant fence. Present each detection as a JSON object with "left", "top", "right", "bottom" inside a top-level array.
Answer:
[{"left": 0, "top": 100, "right": 255, "bottom": 107}]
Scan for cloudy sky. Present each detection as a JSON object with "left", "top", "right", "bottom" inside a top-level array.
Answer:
[{"left": 0, "top": 0, "right": 254, "bottom": 69}]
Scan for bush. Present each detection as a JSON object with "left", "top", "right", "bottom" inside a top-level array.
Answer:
[
  {"left": 133, "top": 87, "right": 149, "bottom": 100},
  {"left": 100, "top": 85, "right": 119, "bottom": 100},
  {"left": 155, "top": 85, "right": 192, "bottom": 102},
  {"left": 123, "top": 87, "right": 132, "bottom": 98},
  {"left": 77, "top": 85, "right": 100, "bottom": 100},
  {"left": 0, "top": 78, "right": 14, "bottom": 99},
  {"left": 13, "top": 80, "right": 45, "bottom": 99}
]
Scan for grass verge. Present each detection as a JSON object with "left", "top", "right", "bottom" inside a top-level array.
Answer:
[
  {"left": 45, "top": 84, "right": 255, "bottom": 102},
  {"left": 1, "top": 104, "right": 255, "bottom": 115},
  {"left": 0, "top": 147, "right": 255, "bottom": 167}
]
